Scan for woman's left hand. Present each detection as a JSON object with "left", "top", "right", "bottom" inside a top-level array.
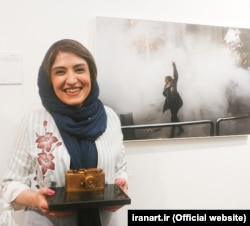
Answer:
[
  {"left": 115, "top": 178, "right": 128, "bottom": 194},
  {"left": 104, "top": 178, "right": 128, "bottom": 212}
]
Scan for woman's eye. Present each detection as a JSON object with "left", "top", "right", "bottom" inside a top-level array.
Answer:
[
  {"left": 55, "top": 70, "right": 65, "bottom": 75},
  {"left": 76, "top": 68, "right": 85, "bottom": 73}
]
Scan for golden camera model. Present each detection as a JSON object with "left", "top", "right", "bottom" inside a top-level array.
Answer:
[{"left": 65, "top": 168, "right": 105, "bottom": 192}]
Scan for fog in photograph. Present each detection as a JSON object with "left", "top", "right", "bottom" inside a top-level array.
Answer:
[{"left": 96, "top": 17, "right": 250, "bottom": 140}]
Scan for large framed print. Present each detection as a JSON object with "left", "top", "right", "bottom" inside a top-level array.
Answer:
[{"left": 96, "top": 17, "right": 250, "bottom": 140}]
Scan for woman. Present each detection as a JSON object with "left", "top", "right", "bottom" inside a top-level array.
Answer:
[
  {"left": 1, "top": 39, "right": 128, "bottom": 226},
  {"left": 163, "top": 61, "right": 184, "bottom": 138}
]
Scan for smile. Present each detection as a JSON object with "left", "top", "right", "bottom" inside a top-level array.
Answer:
[{"left": 64, "top": 87, "right": 82, "bottom": 94}]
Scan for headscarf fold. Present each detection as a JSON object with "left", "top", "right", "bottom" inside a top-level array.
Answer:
[{"left": 37, "top": 65, "right": 107, "bottom": 169}]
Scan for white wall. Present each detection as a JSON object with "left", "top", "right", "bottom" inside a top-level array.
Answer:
[
  {"left": 1, "top": 0, "right": 250, "bottom": 225},
  {"left": 118, "top": 135, "right": 250, "bottom": 225}
]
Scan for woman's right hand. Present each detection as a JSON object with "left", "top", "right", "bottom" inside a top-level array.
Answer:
[
  {"left": 34, "top": 188, "right": 55, "bottom": 214},
  {"left": 36, "top": 188, "right": 72, "bottom": 218},
  {"left": 15, "top": 187, "right": 72, "bottom": 218}
]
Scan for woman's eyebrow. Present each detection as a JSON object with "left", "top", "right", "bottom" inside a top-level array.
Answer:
[
  {"left": 51, "top": 66, "right": 65, "bottom": 71},
  {"left": 74, "top": 63, "right": 88, "bottom": 68},
  {"left": 52, "top": 62, "right": 88, "bottom": 71}
]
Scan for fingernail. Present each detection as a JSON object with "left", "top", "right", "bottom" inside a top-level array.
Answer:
[{"left": 48, "top": 189, "right": 55, "bottom": 195}]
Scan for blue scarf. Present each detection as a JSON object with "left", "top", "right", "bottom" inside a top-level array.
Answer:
[{"left": 37, "top": 65, "right": 107, "bottom": 170}]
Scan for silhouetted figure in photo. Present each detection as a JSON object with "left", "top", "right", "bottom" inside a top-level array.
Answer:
[{"left": 163, "top": 61, "right": 184, "bottom": 138}]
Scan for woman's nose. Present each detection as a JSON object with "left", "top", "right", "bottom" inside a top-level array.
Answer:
[{"left": 66, "top": 71, "right": 77, "bottom": 84}]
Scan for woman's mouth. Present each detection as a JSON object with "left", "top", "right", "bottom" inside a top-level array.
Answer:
[{"left": 64, "top": 87, "right": 82, "bottom": 94}]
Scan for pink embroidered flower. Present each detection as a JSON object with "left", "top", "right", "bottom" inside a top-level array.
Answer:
[
  {"left": 38, "top": 153, "right": 55, "bottom": 175},
  {"left": 35, "top": 121, "right": 62, "bottom": 186},
  {"left": 36, "top": 132, "right": 59, "bottom": 152}
]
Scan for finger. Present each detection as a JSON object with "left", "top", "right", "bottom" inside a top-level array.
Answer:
[
  {"left": 39, "top": 188, "right": 55, "bottom": 196},
  {"left": 36, "top": 188, "right": 54, "bottom": 213},
  {"left": 47, "top": 189, "right": 55, "bottom": 196},
  {"left": 115, "top": 178, "right": 125, "bottom": 186},
  {"left": 115, "top": 179, "right": 128, "bottom": 193},
  {"left": 46, "top": 210, "right": 73, "bottom": 218}
]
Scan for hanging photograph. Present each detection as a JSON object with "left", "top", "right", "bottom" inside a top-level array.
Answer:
[{"left": 96, "top": 17, "right": 250, "bottom": 140}]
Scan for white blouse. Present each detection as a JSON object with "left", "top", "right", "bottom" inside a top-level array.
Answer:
[{"left": 0, "top": 106, "right": 128, "bottom": 226}]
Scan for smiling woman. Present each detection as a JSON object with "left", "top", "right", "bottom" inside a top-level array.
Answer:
[
  {"left": 1, "top": 39, "right": 128, "bottom": 226},
  {"left": 51, "top": 52, "right": 92, "bottom": 107}
]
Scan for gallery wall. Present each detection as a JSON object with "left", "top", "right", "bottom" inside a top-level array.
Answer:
[{"left": 1, "top": 0, "right": 250, "bottom": 225}]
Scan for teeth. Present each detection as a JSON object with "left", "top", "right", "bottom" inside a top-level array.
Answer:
[{"left": 65, "top": 88, "right": 80, "bottom": 93}]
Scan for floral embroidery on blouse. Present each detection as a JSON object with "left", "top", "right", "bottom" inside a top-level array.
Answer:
[{"left": 34, "top": 120, "right": 62, "bottom": 188}]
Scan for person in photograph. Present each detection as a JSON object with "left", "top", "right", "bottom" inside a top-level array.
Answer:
[
  {"left": 163, "top": 61, "right": 184, "bottom": 138},
  {"left": 0, "top": 39, "right": 128, "bottom": 226}
]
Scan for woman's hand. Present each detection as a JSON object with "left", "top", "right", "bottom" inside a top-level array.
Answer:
[
  {"left": 37, "top": 188, "right": 72, "bottom": 218},
  {"left": 115, "top": 178, "right": 128, "bottom": 194},
  {"left": 34, "top": 188, "right": 54, "bottom": 214},
  {"left": 104, "top": 178, "right": 128, "bottom": 212},
  {"left": 15, "top": 188, "right": 72, "bottom": 218}
]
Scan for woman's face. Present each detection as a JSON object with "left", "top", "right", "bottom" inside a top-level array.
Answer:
[
  {"left": 165, "top": 77, "right": 172, "bottom": 87},
  {"left": 51, "top": 51, "right": 91, "bottom": 107}
]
